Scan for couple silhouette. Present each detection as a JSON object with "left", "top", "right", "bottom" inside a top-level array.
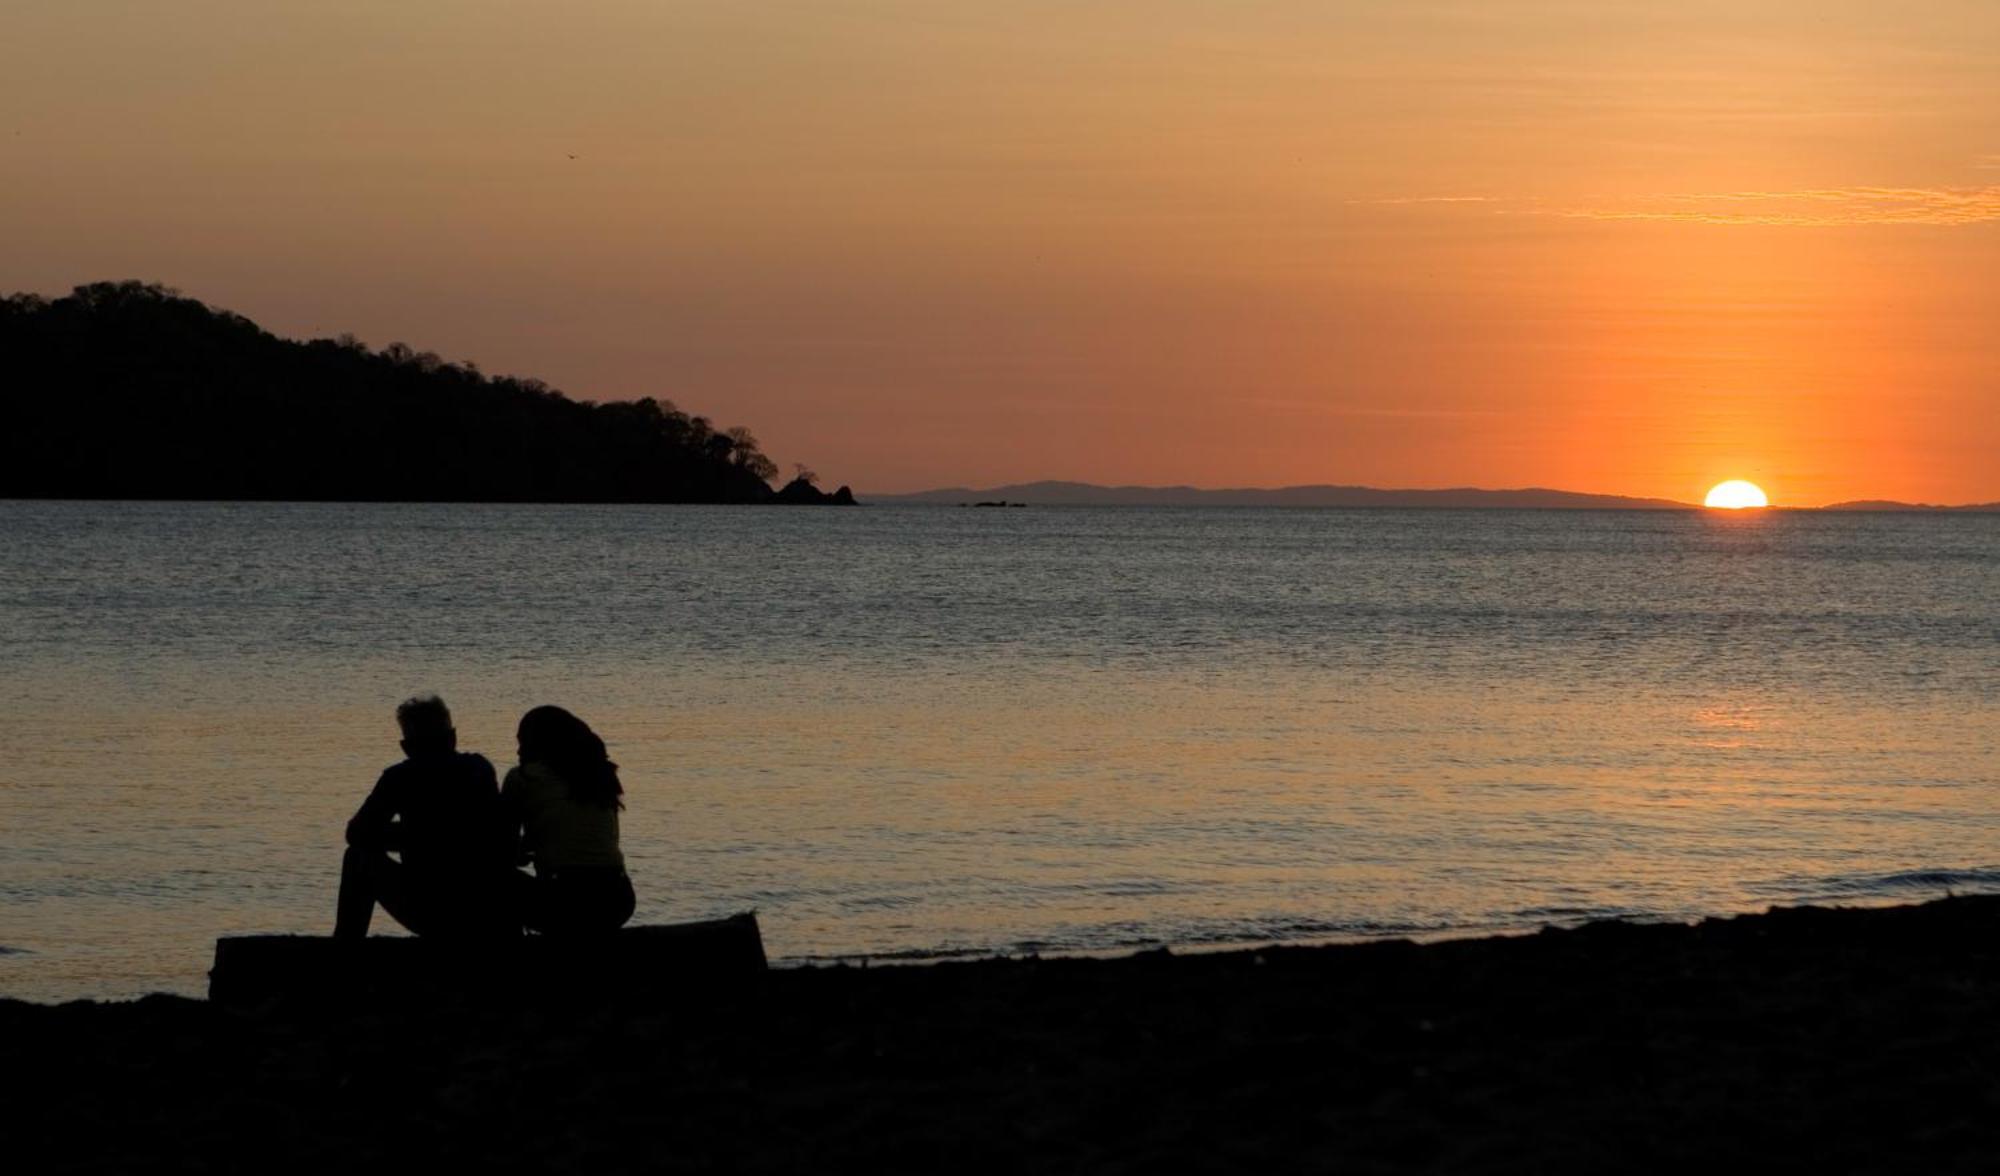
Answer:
[{"left": 334, "top": 695, "right": 636, "bottom": 940}]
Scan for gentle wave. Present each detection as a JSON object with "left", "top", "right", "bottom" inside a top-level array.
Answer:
[
  {"left": 788, "top": 912, "right": 1552, "bottom": 964},
  {"left": 1759, "top": 866, "right": 2000, "bottom": 902}
]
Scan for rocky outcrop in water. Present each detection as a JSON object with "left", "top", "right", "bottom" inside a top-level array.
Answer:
[{"left": 773, "top": 477, "right": 857, "bottom": 505}]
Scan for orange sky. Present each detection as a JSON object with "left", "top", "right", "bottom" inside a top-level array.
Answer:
[{"left": 5, "top": 2, "right": 1997, "bottom": 503}]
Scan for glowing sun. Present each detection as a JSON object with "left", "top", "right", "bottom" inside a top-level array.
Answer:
[{"left": 1704, "top": 480, "right": 1769, "bottom": 509}]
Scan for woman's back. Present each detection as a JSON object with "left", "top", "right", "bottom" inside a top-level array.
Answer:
[
  {"left": 507, "top": 704, "right": 636, "bottom": 934},
  {"left": 503, "top": 760, "right": 625, "bottom": 872}
]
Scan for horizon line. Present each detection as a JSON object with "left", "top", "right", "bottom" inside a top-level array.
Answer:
[{"left": 858, "top": 480, "right": 2000, "bottom": 511}]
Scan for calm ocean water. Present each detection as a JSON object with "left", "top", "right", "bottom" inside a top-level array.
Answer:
[{"left": 2, "top": 501, "right": 1996, "bottom": 1001}]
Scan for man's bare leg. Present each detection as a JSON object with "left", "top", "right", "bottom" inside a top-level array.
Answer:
[{"left": 334, "top": 847, "right": 411, "bottom": 939}]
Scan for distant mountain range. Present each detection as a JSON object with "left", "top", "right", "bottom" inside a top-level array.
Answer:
[
  {"left": 868, "top": 481, "right": 2000, "bottom": 511},
  {"left": 869, "top": 481, "right": 1696, "bottom": 509},
  {"left": 1818, "top": 500, "right": 2000, "bottom": 512}
]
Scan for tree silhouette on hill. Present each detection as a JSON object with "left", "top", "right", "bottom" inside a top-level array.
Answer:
[{"left": 0, "top": 281, "right": 852, "bottom": 504}]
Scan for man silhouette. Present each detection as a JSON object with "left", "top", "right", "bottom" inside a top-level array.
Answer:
[{"left": 334, "top": 695, "right": 517, "bottom": 940}]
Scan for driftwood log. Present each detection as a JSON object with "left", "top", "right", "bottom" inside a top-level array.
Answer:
[{"left": 210, "top": 912, "right": 766, "bottom": 1006}]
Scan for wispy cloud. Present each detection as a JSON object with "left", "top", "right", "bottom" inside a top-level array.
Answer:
[
  {"left": 1369, "top": 186, "right": 2000, "bottom": 227},
  {"left": 1346, "top": 195, "right": 1497, "bottom": 206},
  {"left": 1558, "top": 187, "right": 2000, "bottom": 226}
]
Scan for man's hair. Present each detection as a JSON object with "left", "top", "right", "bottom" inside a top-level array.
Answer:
[{"left": 395, "top": 694, "right": 454, "bottom": 745}]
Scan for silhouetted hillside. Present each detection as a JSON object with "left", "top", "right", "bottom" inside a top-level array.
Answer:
[{"left": 0, "top": 281, "right": 852, "bottom": 504}]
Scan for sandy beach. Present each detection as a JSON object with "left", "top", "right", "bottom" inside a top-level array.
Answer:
[{"left": 7, "top": 894, "right": 1995, "bottom": 1173}]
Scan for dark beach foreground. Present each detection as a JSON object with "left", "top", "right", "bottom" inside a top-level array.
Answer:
[{"left": 7, "top": 896, "right": 1997, "bottom": 1174}]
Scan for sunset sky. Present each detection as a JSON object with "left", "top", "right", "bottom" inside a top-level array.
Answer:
[{"left": 5, "top": 2, "right": 1997, "bottom": 503}]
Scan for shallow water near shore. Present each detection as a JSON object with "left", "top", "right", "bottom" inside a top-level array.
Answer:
[{"left": 2, "top": 501, "right": 1996, "bottom": 1000}]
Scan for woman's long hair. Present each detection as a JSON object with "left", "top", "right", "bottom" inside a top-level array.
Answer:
[{"left": 517, "top": 705, "right": 624, "bottom": 809}]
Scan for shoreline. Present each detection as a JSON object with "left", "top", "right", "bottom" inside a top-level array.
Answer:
[
  {"left": 8, "top": 894, "right": 1996, "bottom": 1171},
  {"left": 6, "top": 890, "right": 1980, "bottom": 1006},
  {"left": 779, "top": 888, "right": 1984, "bottom": 970},
  {"left": 3, "top": 889, "right": 1976, "bottom": 1004}
]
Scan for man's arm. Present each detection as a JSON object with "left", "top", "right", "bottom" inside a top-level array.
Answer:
[{"left": 345, "top": 768, "right": 406, "bottom": 852}]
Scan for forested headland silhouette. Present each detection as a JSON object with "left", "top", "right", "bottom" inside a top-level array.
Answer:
[{"left": 0, "top": 281, "right": 853, "bottom": 504}]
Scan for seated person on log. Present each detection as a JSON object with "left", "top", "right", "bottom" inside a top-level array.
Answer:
[
  {"left": 335, "top": 695, "right": 518, "bottom": 940},
  {"left": 503, "top": 705, "right": 637, "bottom": 935}
]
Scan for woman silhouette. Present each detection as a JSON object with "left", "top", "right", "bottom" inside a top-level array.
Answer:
[{"left": 503, "top": 705, "right": 637, "bottom": 934}]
